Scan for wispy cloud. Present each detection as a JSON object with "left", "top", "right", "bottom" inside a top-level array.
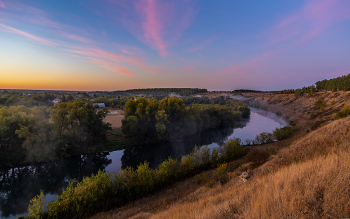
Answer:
[
  {"left": 58, "top": 32, "right": 92, "bottom": 43},
  {"left": 0, "top": 1, "right": 5, "bottom": 8},
  {"left": 113, "top": 43, "right": 143, "bottom": 56},
  {"left": 0, "top": 1, "right": 150, "bottom": 76},
  {"left": 0, "top": 23, "right": 56, "bottom": 46},
  {"left": 265, "top": 0, "right": 350, "bottom": 46},
  {"left": 120, "top": 0, "right": 196, "bottom": 57}
]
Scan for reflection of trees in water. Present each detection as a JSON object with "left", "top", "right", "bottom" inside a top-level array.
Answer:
[
  {"left": 0, "top": 154, "right": 111, "bottom": 218},
  {"left": 121, "top": 119, "right": 249, "bottom": 169}
]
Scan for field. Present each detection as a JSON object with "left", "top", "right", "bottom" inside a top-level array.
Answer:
[{"left": 103, "top": 108, "right": 124, "bottom": 129}]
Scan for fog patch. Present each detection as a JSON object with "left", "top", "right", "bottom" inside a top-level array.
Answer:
[
  {"left": 168, "top": 93, "right": 182, "bottom": 97},
  {"left": 250, "top": 107, "right": 290, "bottom": 127}
]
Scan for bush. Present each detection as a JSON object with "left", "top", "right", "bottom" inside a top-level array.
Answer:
[
  {"left": 252, "top": 132, "right": 274, "bottom": 144},
  {"left": 330, "top": 100, "right": 335, "bottom": 106},
  {"left": 214, "top": 163, "right": 229, "bottom": 184},
  {"left": 315, "top": 99, "right": 326, "bottom": 108},
  {"left": 275, "top": 111, "right": 282, "bottom": 117},
  {"left": 245, "top": 149, "right": 270, "bottom": 166},
  {"left": 333, "top": 104, "right": 350, "bottom": 119},
  {"left": 268, "top": 147, "right": 278, "bottom": 155},
  {"left": 27, "top": 138, "right": 247, "bottom": 219},
  {"left": 28, "top": 190, "right": 45, "bottom": 219},
  {"left": 273, "top": 126, "right": 296, "bottom": 140}
]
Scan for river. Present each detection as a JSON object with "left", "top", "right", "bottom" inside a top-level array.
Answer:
[{"left": 0, "top": 107, "right": 287, "bottom": 218}]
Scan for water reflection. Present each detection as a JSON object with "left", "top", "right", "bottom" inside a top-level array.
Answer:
[
  {"left": 121, "top": 120, "right": 248, "bottom": 169},
  {"left": 0, "top": 154, "right": 112, "bottom": 218},
  {"left": 0, "top": 108, "right": 288, "bottom": 219}
]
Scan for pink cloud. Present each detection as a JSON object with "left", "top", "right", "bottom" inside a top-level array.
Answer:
[
  {"left": 59, "top": 32, "right": 91, "bottom": 43},
  {"left": 103, "top": 66, "right": 133, "bottom": 76},
  {"left": 120, "top": 0, "right": 196, "bottom": 57},
  {"left": 0, "top": 23, "right": 56, "bottom": 46},
  {"left": 265, "top": 0, "right": 350, "bottom": 46},
  {"left": 0, "top": 1, "right": 5, "bottom": 8},
  {"left": 114, "top": 43, "right": 143, "bottom": 55},
  {"left": 140, "top": 68, "right": 161, "bottom": 74}
]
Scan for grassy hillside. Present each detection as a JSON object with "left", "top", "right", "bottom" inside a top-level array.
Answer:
[{"left": 88, "top": 91, "right": 350, "bottom": 219}]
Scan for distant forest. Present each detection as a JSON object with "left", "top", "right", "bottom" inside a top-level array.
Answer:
[
  {"left": 281, "top": 73, "right": 350, "bottom": 95},
  {"left": 116, "top": 88, "right": 207, "bottom": 96},
  {"left": 315, "top": 74, "right": 350, "bottom": 91}
]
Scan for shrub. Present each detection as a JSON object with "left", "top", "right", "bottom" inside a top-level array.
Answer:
[
  {"left": 157, "top": 157, "right": 178, "bottom": 184},
  {"left": 28, "top": 190, "right": 45, "bottom": 219},
  {"left": 330, "top": 100, "right": 335, "bottom": 106},
  {"left": 195, "top": 172, "right": 209, "bottom": 184},
  {"left": 268, "top": 147, "right": 278, "bottom": 155},
  {"left": 334, "top": 104, "right": 350, "bottom": 119},
  {"left": 273, "top": 126, "right": 296, "bottom": 140},
  {"left": 27, "top": 138, "right": 248, "bottom": 219},
  {"left": 252, "top": 132, "right": 274, "bottom": 144},
  {"left": 218, "top": 138, "right": 246, "bottom": 162},
  {"left": 275, "top": 111, "right": 282, "bottom": 117},
  {"left": 315, "top": 99, "right": 326, "bottom": 108},
  {"left": 245, "top": 149, "right": 270, "bottom": 166},
  {"left": 214, "top": 163, "right": 229, "bottom": 184}
]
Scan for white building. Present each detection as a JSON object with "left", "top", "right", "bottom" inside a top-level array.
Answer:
[{"left": 52, "top": 98, "right": 60, "bottom": 104}]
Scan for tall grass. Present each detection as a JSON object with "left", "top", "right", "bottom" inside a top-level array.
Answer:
[
  {"left": 147, "top": 116, "right": 350, "bottom": 219},
  {"left": 27, "top": 139, "right": 246, "bottom": 219}
]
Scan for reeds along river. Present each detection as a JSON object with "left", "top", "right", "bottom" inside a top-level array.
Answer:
[{"left": 0, "top": 107, "right": 286, "bottom": 219}]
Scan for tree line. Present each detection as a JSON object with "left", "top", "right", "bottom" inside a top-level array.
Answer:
[
  {"left": 121, "top": 96, "right": 250, "bottom": 145},
  {"left": 120, "top": 88, "right": 207, "bottom": 96},
  {"left": 0, "top": 101, "right": 111, "bottom": 166},
  {"left": 280, "top": 73, "right": 350, "bottom": 95}
]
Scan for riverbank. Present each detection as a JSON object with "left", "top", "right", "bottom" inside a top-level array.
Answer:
[{"left": 88, "top": 91, "right": 350, "bottom": 219}]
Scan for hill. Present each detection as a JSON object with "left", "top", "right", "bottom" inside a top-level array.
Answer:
[{"left": 88, "top": 91, "right": 350, "bottom": 219}]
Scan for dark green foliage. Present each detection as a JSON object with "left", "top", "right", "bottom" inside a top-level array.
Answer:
[
  {"left": 252, "top": 132, "right": 274, "bottom": 144},
  {"left": 315, "top": 74, "right": 350, "bottom": 91},
  {"left": 332, "top": 104, "right": 350, "bottom": 119},
  {"left": 315, "top": 99, "right": 326, "bottom": 108},
  {"left": 272, "top": 126, "right": 296, "bottom": 140},
  {"left": 27, "top": 138, "right": 245, "bottom": 219},
  {"left": 245, "top": 149, "right": 270, "bottom": 166},
  {"left": 0, "top": 101, "right": 111, "bottom": 166},
  {"left": 281, "top": 85, "right": 316, "bottom": 96},
  {"left": 248, "top": 126, "right": 296, "bottom": 145},
  {"left": 124, "top": 88, "right": 207, "bottom": 96},
  {"left": 122, "top": 96, "right": 249, "bottom": 145}
]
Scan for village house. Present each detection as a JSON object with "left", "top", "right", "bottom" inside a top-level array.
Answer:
[
  {"left": 52, "top": 98, "right": 60, "bottom": 104},
  {"left": 93, "top": 103, "right": 105, "bottom": 108}
]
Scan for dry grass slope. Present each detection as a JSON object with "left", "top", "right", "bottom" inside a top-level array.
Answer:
[{"left": 146, "top": 116, "right": 350, "bottom": 219}]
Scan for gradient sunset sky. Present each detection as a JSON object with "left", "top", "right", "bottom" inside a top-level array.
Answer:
[{"left": 1, "top": 0, "right": 350, "bottom": 91}]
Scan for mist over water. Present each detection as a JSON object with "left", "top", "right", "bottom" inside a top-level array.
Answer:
[{"left": 0, "top": 107, "right": 288, "bottom": 219}]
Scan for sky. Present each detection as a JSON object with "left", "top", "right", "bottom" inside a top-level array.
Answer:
[{"left": 0, "top": 0, "right": 350, "bottom": 91}]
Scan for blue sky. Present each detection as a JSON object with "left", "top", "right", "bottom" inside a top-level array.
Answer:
[{"left": 0, "top": 0, "right": 349, "bottom": 91}]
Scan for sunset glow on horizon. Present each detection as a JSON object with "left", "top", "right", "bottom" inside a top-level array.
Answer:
[{"left": 1, "top": 0, "right": 350, "bottom": 91}]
